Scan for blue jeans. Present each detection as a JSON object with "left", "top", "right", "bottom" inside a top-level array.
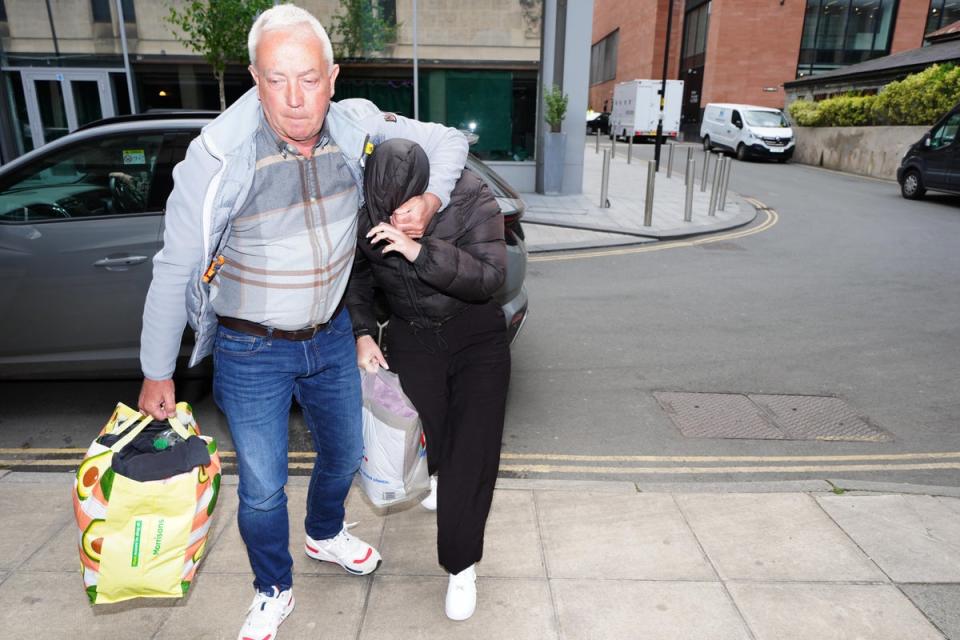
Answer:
[{"left": 213, "top": 308, "right": 363, "bottom": 593}]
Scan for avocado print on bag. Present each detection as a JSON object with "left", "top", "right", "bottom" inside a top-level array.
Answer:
[{"left": 72, "top": 401, "right": 222, "bottom": 604}]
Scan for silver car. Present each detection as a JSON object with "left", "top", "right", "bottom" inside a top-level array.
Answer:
[{"left": 0, "top": 114, "right": 528, "bottom": 378}]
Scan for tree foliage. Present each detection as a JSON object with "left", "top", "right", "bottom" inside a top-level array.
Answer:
[
  {"left": 330, "top": 0, "right": 398, "bottom": 59},
  {"left": 544, "top": 84, "right": 569, "bottom": 133},
  {"left": 165, "top": 0, "right": 274, "bottom": 110},
  {"left": 789, "top": 64, "right": 960, "bottom": 127}
]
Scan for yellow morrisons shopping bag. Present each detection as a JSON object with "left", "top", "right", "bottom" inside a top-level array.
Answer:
[{"left": 72, "top": 402, "right": 222, "bottom": 604}]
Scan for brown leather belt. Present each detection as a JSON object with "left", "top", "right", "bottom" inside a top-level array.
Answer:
[{"left": 218, "top": 301, "right": 344, "bottom": 342}]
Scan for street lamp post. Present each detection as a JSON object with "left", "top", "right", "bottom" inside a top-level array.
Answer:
[{"left": 653, "top": 0, "right": 675, "bottom": 171}]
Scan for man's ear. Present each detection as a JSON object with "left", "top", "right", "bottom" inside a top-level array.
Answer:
[
  {"left": 248, "top": 65, "right": 259, "bottom": 86},
  {"left": 329, "top": 63, "right": 340, "bottom": 97}
]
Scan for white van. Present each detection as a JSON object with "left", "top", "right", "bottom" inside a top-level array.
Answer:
[{"left": 700, "top": 103, "right": 795, "bottom": 162}]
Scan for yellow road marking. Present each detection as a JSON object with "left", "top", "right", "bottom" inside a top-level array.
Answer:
[
  {"left": 529, "top": 206, "right": 778, "bottom": 263},
  {"left": 498, "top": 462, "right": 960, "bottom": 475}
]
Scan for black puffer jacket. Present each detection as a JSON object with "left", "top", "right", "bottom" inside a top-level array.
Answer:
[{"left": 345, "top": 138, "right": 506, "bottom": 336}]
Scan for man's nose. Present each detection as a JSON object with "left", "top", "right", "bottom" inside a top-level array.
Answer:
[{"left": 285, "top": 83, "right": 303, "bottom": 108}]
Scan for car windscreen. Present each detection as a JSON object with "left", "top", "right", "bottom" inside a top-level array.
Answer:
[{"left": 745, "top": 110, "right": 788, "bottom": 128}]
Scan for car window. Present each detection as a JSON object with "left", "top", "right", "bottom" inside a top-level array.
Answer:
[
  {"left": 146, "top": 131, "right": 197, "bottom": 211},
  {"left": 930, "top": 113, "right": 960, "bottom": 150},
  {"left": 0, "top": 133, "right": 164, "bottom": 223},
  {"left": 731, "top": 110, "right": 743, "bottom": 128},
  {"left": 745, "top": 110, "right": 788, "bottom": 128}
]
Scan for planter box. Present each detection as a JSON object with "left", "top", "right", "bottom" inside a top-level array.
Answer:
[
  {"left": 543, "top": 131, "right": 567, "bottom": 194},
  {"left": 793, "top": 125, "right": 928, "bottom": 181}
]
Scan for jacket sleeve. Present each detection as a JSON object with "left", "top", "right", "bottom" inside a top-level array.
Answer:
[
  {"left": 362, "top": 110, "right": 468, "bottom": 212},
  {"left": 139, "top": 136, "right": 216, "bottom": 380},
  {"left": 412, "top": 182, "right": 506, "bottom": 301},
  {"left": 345, "top": 245, "right": 379, "bottom": 339}
]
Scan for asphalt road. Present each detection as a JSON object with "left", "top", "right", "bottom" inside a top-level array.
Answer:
[{"left": 3, "top": 143, "right": 960, "bottom": 488}]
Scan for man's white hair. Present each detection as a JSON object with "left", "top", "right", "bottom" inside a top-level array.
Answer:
[{"left": 248, "top": 4, "right": 334, "bottom": 70}]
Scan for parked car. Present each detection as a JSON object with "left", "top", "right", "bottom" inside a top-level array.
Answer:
[
  {"left": 586, "top": 111, "right": 610, "bottom": 135},
  {"left": 898, "top": 103, "right": 960, "bottom": 200},
  {"left": 0, "top": 112, "right": 528, "bottom": 379},
  {"left": 700, "top": 103, "right": 794, "bottom": 162}
]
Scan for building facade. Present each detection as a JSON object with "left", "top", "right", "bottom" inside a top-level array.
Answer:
[
  {"left": 590, "top": 0, "right": 937, "bottom": 136},
  {"left": 0, "top": 0, "right": 542, "bottom": 168}
]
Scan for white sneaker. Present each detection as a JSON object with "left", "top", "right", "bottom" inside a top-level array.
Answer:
[
  {"left": 237, "top": 586, "right": 295, "bottom": 640},
  {"left": 445, "top": 564, "right": 477, "bottom": 621},
  {"left": 421, "top": 475, "right": 438, "bottom": 511},
  {"left": 304, "top": 522, "right": 382, "bottom": 575}
]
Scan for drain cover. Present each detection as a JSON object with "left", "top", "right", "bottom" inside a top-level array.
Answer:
[
  {"left": 750, "top": 394, "right": 890, "bottom": 442},
  {"left": 653, "top": 392, "right": 784, "bottom": 440},
  {"left": 654, "top": 392, "right": 890, "bottom": 442}
]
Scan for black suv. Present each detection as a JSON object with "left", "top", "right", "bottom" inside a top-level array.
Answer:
[{"left": 898, "top": 103, "right": 960, "bottom": 200}]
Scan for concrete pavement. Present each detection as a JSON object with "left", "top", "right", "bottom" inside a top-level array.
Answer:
[
  {"left": 3, "top": 471, "right": 960, "bottom": 639},
  {"left": 521, "top": 141, "right": 757, "bottom": 254}
]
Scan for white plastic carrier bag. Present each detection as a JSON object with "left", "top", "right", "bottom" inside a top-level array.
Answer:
[{"left": 359, "top": 368, "right": 430, "bottom": 507}]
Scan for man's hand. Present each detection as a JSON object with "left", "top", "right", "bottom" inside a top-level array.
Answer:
[
  {"left": 138, "top": 378, "right": 177, "bottom": 421},
  {"left": 390, "top": 192, "right": 441, "bottom": 239},
  {"left": 367, "top": 222, "right": 423, "bottom": 262},
  {"left": 356, "top": 335, "right": 388, "bottom": 372}
]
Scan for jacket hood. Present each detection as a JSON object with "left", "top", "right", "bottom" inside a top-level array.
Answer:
[{"left": 363, "top": 138, "right": 430, "bottom": 225}]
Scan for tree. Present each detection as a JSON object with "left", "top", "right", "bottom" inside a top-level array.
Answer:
[
  {"left": 544, "top": 84, "right": 568, "bottom": 133},
  {"left": 165, "top": 0, "right": 274, "bottom": 111},
  {"left": 330, "top": 0, "right": 397, "bottom": 59}
]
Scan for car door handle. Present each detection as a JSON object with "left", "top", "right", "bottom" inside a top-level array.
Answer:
[{"left": 94, "top": 255, "right": 148, "bottom": 269}]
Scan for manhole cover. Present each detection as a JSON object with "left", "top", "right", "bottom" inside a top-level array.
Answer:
[
  {"left": 749, "top": 394, "right": 891, "bottom": 442},
  {"left": 653, "top": 392, "right": 890, "bottom": 442},
  {"left": 653, "top": 392, "right": 784, "bottom": 440}
]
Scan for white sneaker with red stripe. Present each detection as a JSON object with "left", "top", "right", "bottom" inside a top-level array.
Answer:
[
  {"left": 237, "top": 586, "right": 294, "bottom": 640},
  {"left": 304, "top": 522, "right": 382, "bottom": 575}
]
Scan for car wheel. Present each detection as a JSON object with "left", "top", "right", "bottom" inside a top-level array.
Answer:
[
  {"left": 736, "top": 144, "right": 748, "bottom": 161},
  {"left": 900, "top": 169, "right": 926, "bottom": 200},
  {"left": 702, "top": 136, "right": 711, "bottom": 151}
]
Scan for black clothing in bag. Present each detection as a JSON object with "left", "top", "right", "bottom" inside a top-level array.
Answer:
[{"left": 101, "top": 421, "right": 211, "bottom": 482}]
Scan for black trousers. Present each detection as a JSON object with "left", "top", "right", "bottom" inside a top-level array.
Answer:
[{"left": 387, "top": 300, "right": 511, "bottom": 574}]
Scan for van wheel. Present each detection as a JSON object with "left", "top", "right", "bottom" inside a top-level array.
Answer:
[
  {"left": 702, "top": 136, "right": 711, "bottom": 151},
  {"left": 736, "top": 144, "right": 748, "bottom": 161},
  {"left": 901, "top": 169, "right": 926, "bottom": 200}
]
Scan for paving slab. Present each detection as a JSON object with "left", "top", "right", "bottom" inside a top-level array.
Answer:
[
  {"left": 0, "top": 570, "right": 173, "bottom": 640},
  {"left": 901, "top": 584, "right": 960, "bottom": 640},
  {"left": 552, "top": 579, "right": 750, "bottom": 640},
  {"left": 829, "top": 478, "right": 960, "bottom": 498},
  {"left": 634, "top": 479, "right": 834, "bottom": 493},
  {"left": 494, "top": 478, "right": 637, "bottom": 493},
  {"left": 154, "top": 573, "right": 367, "bottom": 640},
  {"left": 471, "top": 488, "right": 545, "bottom": 578},
  {"left": 524, "top": 222, "right": 650, "bottom": 254},
  {"left": 536, "top": 491, "right": 714, "bottom": 580},
  {"left": 818, "top": 494, "right": 960, "bottom": 582},
  {"left": 675, "top": 493, "right": 886, "bottom": 581},
  {"left": 359, "top": 575, "right": 556, "bottom": 640},
  {"left": 728, "top": 582, "right": 945, "bottom": 640},
  {"left": 0, "top": 483, "right": 73, "bottom": 571}
]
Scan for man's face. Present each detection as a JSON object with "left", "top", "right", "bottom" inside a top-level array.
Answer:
[{"left": 250, "top": 26, "right": 339, "bottom": 147}]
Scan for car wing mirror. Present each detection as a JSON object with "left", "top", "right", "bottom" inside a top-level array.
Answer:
[{"left": 923, "top": 135, "right": 931, "bottom": 148}]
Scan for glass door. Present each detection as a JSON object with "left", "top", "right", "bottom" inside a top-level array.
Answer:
[{"left": 17, "top": 69, "right": 117, "bottom": 148}]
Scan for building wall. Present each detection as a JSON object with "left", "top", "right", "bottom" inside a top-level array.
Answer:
[
  {"left": 589, "top": 0, "right": 683, "bottom": 112},
  {"left": 701, "top": 0, "right": 806, "bottom": 110}
]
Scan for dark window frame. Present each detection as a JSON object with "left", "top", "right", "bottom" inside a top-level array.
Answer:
[
  {"left": 91, "top": 0, "right": 136, "bottom": 24},
  {"left": 590, "top": 29, "right": 619, "bottom": 86},
  {"left": 797, "top": 0, "right": 900, "bottom": 77}
]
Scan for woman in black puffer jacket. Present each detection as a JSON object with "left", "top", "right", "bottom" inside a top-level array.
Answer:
[{"left": 345, "top": 138, "right": 510, "bottom": 622}]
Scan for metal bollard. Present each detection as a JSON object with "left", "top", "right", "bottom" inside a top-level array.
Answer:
[
  {"left": 685, "top": 146, "right": 693, "bottom": 183},
  {"left": 684, "top": 156, "right": 695, "bottom": 222},
  {"left": 611, "top": 133, "right": 617, "bottom": 159},
  {"left": 595, "top": 129, "right": 600, "bottom": 154},
  {"left": 719, "top": 153, "right": 734, "bottom": 211},
  {"left": 627, "top": 134, "right": 634, "bottom": 164},
  {"left": 700, "top": 149, "right": 710, "bottom": 192},
  {"left": 708, "top": 155, "right": 723, "bottom": 216},
  {"left": 644, "top": 160, "right": 656, "bottom": 226},
  {"left": 667, "top": 142, "right": 675, "bottom": 179},
  {"left": 600, "top": 149, "right": 611, "bottom": 208},
  {"left": 716, "top": 156, "right": 729, "bottom": 211}
]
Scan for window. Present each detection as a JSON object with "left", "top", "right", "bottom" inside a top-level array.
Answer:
[
  {"left": 91, "top": 0, "right": 136, "bottom": 23},
  {"left": 797, "top": 0, "right": 898, "bottom": 77},
  {"left": 927, "top": 0, "right": 960, "bottom": 34},
  {"left": 0, "top": 1, "right": 7, "bottom": 22},
  {"left": 731, "top": 110, "right": 743, "bottom": 128},
  {"left": 930, "top": 112, "right": 960, "bottom": 149},
  {"left": 0, "top": 134, "right": 164, "bottom": 223},
  {"left": 590, "top": 30, "right": 619, "bottom": 85}
]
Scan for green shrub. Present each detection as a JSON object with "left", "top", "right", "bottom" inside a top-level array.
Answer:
[{"left": 791, "top": 64, "right": 960, "bottom": 127}]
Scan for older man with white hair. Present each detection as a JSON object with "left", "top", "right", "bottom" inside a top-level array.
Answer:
[{"left": 136, "top": 4, "right": 467, "bottom": 639}]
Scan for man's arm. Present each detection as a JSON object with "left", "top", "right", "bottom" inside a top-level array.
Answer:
[{"left": 139, "top": 136, "right": 215, "bottom": 418}]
